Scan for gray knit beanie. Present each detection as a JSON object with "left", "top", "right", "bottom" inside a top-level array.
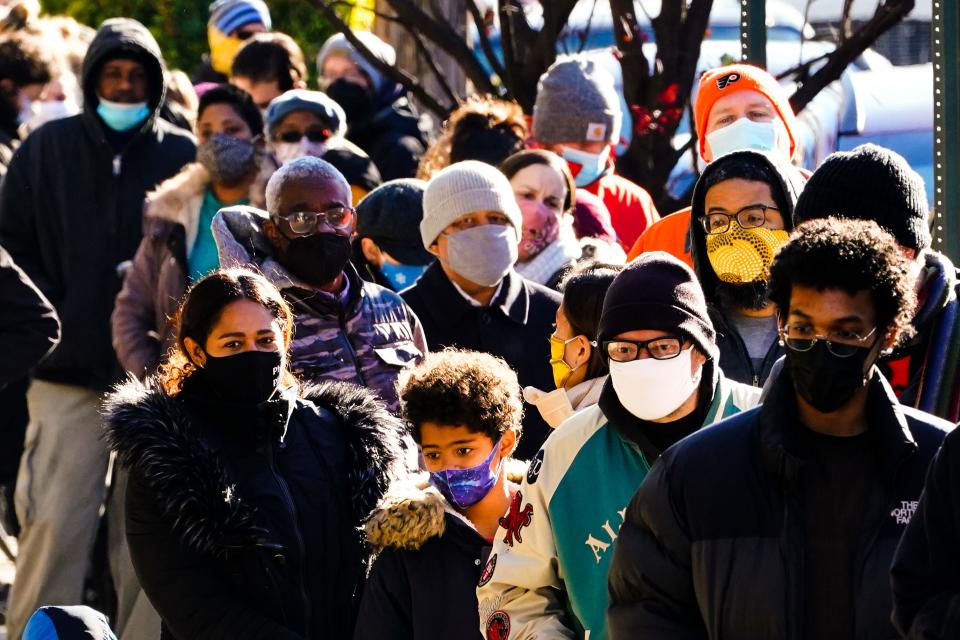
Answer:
[
  {"left": 421, "top": 161, "right": 522, "bottom": 248},
  {"left": 316, "top": 31, "right": 395, "bottom": 94},
  {"left": 533, "top": 57, "right": 622, "bottom": 145}
]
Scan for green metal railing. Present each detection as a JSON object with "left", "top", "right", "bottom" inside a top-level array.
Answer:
[
  {"left": 739, "top": 0, "right": 767, "bottom": 68},
  {"left": 932, "top": 0, "right": 960, "bottom": 261}
]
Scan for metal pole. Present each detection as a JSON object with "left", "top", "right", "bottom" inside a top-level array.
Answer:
[
  {"left": 932, "top": 0, "right": 960, "bottom": 261},
  {"left": 740, "top": 0, "right": 767, "bottom": 68}
]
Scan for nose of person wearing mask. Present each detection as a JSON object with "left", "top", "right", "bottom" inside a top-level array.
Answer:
[
  {"left": 95, "top": 56, "right": 151, "bottom": 134},
  {"left": 353, "top": 178, "right": 434, "bottom": 292}
]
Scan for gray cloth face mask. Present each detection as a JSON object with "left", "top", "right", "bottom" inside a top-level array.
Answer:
[
  {"left": 443, "top": 223, "right": 518, "bottom": 287},
  {"left": 197, "top": 133, "right": 258, "bottom": 186}
]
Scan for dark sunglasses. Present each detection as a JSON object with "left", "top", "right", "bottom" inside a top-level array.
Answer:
[{"left": 276, "top": 129, "right": 332, "bottom": 144}]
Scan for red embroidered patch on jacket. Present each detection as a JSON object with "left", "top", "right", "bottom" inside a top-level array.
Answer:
[
  {"left": 486, "top": 610, "right": 510, "bottom": 640},
  {"left": 498, "top": 491, "right": 533, "bottom": 547}
]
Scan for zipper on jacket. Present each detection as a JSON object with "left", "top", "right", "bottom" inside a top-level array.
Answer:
[
  {"left": 338, "top": 304, "right": 366, "bottom": 387},
  {"left": 112, "top": 154, "right": 122, "bottom": 176},
  {"left": 267, "top": 436, "right": 312, "bottom": 636}
]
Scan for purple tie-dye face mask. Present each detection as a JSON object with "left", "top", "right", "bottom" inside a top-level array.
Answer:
[{"left": 427, "top": 439, "right": 503, "bottom": 509}]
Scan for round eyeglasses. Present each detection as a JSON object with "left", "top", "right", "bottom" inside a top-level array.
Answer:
[{"left": 700, "top": 205, "right": 780, "bottom": 235}]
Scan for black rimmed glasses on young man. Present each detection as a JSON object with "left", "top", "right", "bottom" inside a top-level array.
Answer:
[
  {"left": 603, "top": 336, "right": 686, "bottom": 362},
  {"left": 700, "top": 204, "right": 780, "bottom": 235}
]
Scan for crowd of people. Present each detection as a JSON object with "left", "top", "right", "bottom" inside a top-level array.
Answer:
[{"left": 0, "top": 0, "right": 958, "bottom": 639}]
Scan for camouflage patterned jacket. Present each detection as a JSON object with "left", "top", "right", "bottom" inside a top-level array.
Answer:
[{"left": 212, "top": 206, "right": 427, "bottom": 411}]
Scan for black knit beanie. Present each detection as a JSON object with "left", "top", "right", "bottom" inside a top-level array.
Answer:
[
  {"left": 598, "top": 251, "right": 718, "bottom": 360},
  {"left": 356, "top": 178, "right": 434, "bottom": 266},
  {"left": 793, "top": 143, "right": 930, "bottom": 251}
]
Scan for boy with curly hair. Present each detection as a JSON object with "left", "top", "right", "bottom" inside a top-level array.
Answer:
[{"left": 354, "top": 349, "right": 523, "bottom": 640}]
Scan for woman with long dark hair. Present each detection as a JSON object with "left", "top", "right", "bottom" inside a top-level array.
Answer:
[{"left": 104, "top": 269, "right": 406, "bottom": 639}]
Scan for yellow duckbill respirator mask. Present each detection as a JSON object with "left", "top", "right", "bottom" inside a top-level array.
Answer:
[
  {"left": 208, "top": 26, "right": 245, "bottom": 76},
  {"left": 550, "top": 334, "right": 587, "bottom": 389},
  {"left": 705, "top": 224, "right": 789, "bottom": 284}
]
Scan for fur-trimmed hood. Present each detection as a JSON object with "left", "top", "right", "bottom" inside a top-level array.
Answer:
[
  {"left": 364, "top": 459, "right": 528, "bottom": 551},
  {"left": 103, "top": 376, "right": 407, "bottom": 559}
]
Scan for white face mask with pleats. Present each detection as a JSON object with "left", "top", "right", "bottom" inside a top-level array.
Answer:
[
  {"left": 608, "top": 348, "right": 701, "bottom": 420},
  {"left": 705, "top": 117, "right": 789, "bottom": 160}
]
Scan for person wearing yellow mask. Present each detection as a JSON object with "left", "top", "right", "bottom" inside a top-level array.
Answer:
[
  {"left": 688, "top": 149, "right": 805, "bottom": 387},
  {"left": 197, "top": 0, "right": 271, "bottom": 83},
  {"left": 523, "top": 261, "right": 621, "bottom": 427}
]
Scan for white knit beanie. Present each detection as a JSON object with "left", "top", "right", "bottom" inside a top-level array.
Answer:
[{"left": 420, "top": 161, "right": 522, "bottom": 249}]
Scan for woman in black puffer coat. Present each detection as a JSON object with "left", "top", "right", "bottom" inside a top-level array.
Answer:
[{"left": 103, "top": 269, "right": 406, "bottom": 640}]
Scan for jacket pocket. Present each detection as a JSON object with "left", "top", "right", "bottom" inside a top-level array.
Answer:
[{"left": 372, "top": 341, "right": 422, "bottom": 369}]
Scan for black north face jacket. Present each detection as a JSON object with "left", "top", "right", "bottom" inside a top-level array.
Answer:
[
  {"left": 607, "top": 371, "right": 952, "bottom": 640},
  {"left": 104, "top": 377, "right": 407, "bottom": 640}
]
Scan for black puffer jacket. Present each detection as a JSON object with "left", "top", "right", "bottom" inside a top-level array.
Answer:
[
  {"left": 607, "top": 371, "right": 952, "bottom": 640},
  {"left": 0, "top": 18, "right": 195, "bottom": 390},
  {"left": 891, "top": 426, "right": 960, "bottom": 639},
  {"left": 688, "top": 150, "right": 806, "bottom": 386},
  {"left": 104, "top": 376, "right": 407, "bottom": 640}
]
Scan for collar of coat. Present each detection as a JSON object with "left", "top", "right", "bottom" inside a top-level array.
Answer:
[
  {"left": 758, "top": 368, "right": 917, "bottom": 490},
  {"left": 364, "top": 461, "right": 527, "bottom": 552},
  {"left": 102, "top": 376, "right": 407, "bottom": 559},
  {"left": 414, "top": 262, "right": 531, "bottom": 327}
]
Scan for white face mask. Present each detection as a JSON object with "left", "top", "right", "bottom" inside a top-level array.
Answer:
[
  {"left": 272, "top": 138, "right": 329, "bottom": 166},
  {"left": 608, "top": 348, "right": 702, "bottom": 421},
  {"left": 705, "top": 117, "right": 789, "bottom": 160}
]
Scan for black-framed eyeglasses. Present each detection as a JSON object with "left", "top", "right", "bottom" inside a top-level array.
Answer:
[
  {"left": 603, "top": 336, "right": 686, "bottom": 362},
  {"left": 778, "top": 322, "right": 878, "bottom": 358},
  {"left": 274, "top": 207, "right": 355, "bottom": 236},
  {"left": 275, "top": 129, "right": 332, "bottom": 144},
  {"left": 700, "top": 204, "right": 780, "bottom": 235}
]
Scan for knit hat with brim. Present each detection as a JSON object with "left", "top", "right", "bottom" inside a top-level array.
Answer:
[
  {"left": 599, "top": 251, "right": 718, "bottom": 360},
  {"left": 792, "top": 143, "right": 930, "bottom": 251},
  {"left": 420, "top": 160, "right": 522, "bottom": 248},
  {"left": 265, "top": 89, "right": 346, "bottom": 138},
  {"left": 357, "top": 178, "right": 434, "bottom": 266},
  {"left": 532, "top": 57, "right": 622, "bottom": 146},
  {"left": 694, "top": 63, "right": 798, "bottom": 160}
]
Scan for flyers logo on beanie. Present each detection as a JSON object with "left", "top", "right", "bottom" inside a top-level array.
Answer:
[{"left": 716, "top": 72, "right": 742, "bottom": 90}]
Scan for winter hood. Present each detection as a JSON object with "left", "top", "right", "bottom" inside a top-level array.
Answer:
[
  {"left": 365, "top": 460, "right": 528, "bottom": 552},
  {"left": 81, "top": 18, "right": 167, "bottom": 139},
  {"left": 103, "top": 376, "right": 407, "bottom": 558},
  {"left": 688, "top": 150, "right": 805, "bottom": 305}
]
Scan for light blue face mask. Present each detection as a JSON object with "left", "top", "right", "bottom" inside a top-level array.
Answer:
[
  {"left": 705, "top": 117, "right": 779, "bottom": 159},
  {"left": 560, "top": 146, "right": 610, "bottom": 188},
  {"left": 96, "top": 96, "right": 150, "bottom": 132},
  {"left": 380, "top": 262, "right": 428, "bottom": 291}
]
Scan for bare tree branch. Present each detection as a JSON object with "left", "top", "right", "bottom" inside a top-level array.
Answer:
[
  {"left": 312, "top": 0, "right": 452, "bottom": 116},
  {"left": 386, "top": 0, "right": 498, "bottom": 94},
  {"left": 407, "top": 16, "right": 462, "bottom": 107},
  {"left": 789, "top": 0, "right": 915, "bottom": 113},
  {"left": 466, "top": 0, "right": 506, "bottom": 80},
  {"left": 840, "top": 0, "right": 855, "bottom": 43}
]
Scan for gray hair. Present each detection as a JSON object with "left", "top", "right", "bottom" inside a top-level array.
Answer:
[{"left": 265, "top": 156, "right": 351, "bottom": 214}]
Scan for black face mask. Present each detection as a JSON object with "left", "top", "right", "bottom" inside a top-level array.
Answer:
[
  {"left": 283, "top": 233, "right": 353, "bottom": 287},
  {"left": 785, "top": 340, "right": 877, "bottom": 413},
  {"left": 326, "top": 78, "right": 374, "bottom": 126},
  {"left": 200, "top": 350, "right": 282, "bottom": 405}
]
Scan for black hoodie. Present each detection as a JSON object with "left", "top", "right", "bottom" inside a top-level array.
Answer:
[
  {"left": 0, "top": 18, "right": 195, "bottom": 390},
  {"left": 688, "top": 150, "right": 806, "bottom": 386}
]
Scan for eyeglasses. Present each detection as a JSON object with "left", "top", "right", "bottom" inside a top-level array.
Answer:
[
  {"left": 275, "top": 129, "right": 332, "bottom": 144},
  {"left": 274, "top": 207, "right": 355, "bottom": 236},
  {"left": 235, "top": 29, "right": 259, "bottom": 40},
  {"left": 778, "top": 323, "right": 878, "bottom": 358},
  {"left": 603, "top": 336, "right": 686, "bottom": 362},
  {"left": 700, "top": 204, "right": 780, "bottom": 235}
]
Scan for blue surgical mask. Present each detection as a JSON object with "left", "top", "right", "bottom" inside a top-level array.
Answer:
[
  {"left": 561, "top": 145, "right": 610, "bottom": 187},
  {"left": 96, "top": 96, "right": 150, "bottom": 132},
  {"left": 705, "top": 117, "right": 779, "bottom": 159},
  {"left": 380, "top": 261, "right": 427, "bottom": 291},
  {"left": 426, "top": 438, "right": 504, "bottom": 509}
]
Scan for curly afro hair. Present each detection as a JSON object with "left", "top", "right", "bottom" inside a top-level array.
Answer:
[
  {"left": 399, "top": 348, "right": 523, "bottom": 445},
  {"left": 769, "top": 217, "right": 916, "bottom": 342}
]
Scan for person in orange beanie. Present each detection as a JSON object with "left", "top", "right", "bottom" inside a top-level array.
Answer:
[{"left": 627, "top": 63, "right": 804, "bottom": 267}]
